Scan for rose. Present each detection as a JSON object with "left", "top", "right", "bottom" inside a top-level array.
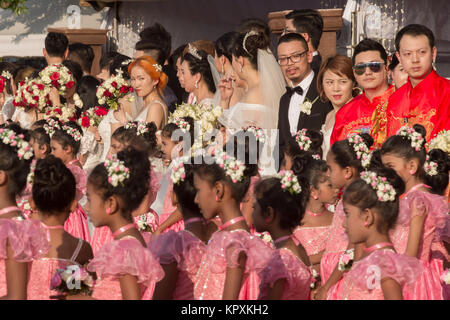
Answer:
[
  {"left": 341, "top": 253, "right": 351, "bottom": 265},
  {"left": 94, "top": 106, "right": 108, "bottom": 116},
  {"left": 120, "top": 86, "right": 129, "bottom": 94},
  {"left": 66, "top": 81, "right": 74, "bottom": 89},
  {"left": 50, "top": 72, "right": 60, "bottom": 81},
  {"left": 81, "top": 116, "right": 91, "bottom": 128},
  {"left": 50, "top": 272, "right": 62, "bottom": 289}
]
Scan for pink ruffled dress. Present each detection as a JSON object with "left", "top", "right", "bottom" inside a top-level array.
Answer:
[
  {"left": 27, "top": 238, "right": 84, "bottom": 300},
  {"left": 327, "top": 249, "right": 423, "bottom": 300},
  {"left": 87, "top": 236, "right": 164, "bottom": 300},
  {"left": 258, "top": 248, "right": 312, "bottom": 300},
  {"left": 193, "top": 229, "right": 273, "bottom": 300},
  {"left": 149, "top": 230, "right": 206, "bottom": 300},
  {"left": 320, "top": 200, "right": 348, "bottom": 283},
  {"left": 159, "top": 181, "right": 184, "bottom": 233},
  {"left": 390, "top": 187, "right": 448, "bottom": 300},
  {"left": 65, "top": 161, "right": 90, "bottom": 243},
  {"left": 293, "top": 225, "right": 331, "bottom": 257},
  {"left": 0, "top": 218, "right": 50, "bottom": 297}
]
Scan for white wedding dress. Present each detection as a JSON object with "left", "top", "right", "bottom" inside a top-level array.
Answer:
[
  {"left": 134, "top": 99, "right": 168, "bottom": 129},
  {"left": 98, "top": 109, "right": 133, "bottom": 161},
  {"left": 320, "top": 109, "right": 337, "bottom": 159},
  {"left": 11, "top": 108, "right": 35, "bottom": 129}
]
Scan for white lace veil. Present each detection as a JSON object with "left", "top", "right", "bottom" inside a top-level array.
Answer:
[{"left": 207, "top": 54, "right": 222, "bottom": 106}]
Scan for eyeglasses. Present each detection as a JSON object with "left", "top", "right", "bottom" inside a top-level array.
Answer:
[
  {"left": 352, "top": 62, "right": 384, "bottom": 75},
  {"left": 278, "top": 50, "right": 309, "bottom": 66}
]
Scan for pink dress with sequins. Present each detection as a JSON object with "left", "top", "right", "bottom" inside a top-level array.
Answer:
[
  {"left": 258, "top": 248, "right": 312, "bottom": 300},
  {"left": 293, "top": 225, "right": 331, "bottom": 257},
  {"left": 389, "top": 187, "right": 448, "bottom": 300},
  {"left": 193, "top": 229, "right": 273, "bottom": 300},
  {"left": 159, "top": 181, "right": 184, "bottom": 233},
  {"left": 320, "top": 200, "right": 348, "bottom": 283},
  {"left": 65, "top": 162, "right": 90, "bottom": 243},
  {"left": 327, "top": 249, "right": 423, "bottom": 300},
  {"left": 27, "top": 238, "right": 84, "bottom": 300},
  {"left": 149, "top": 230, "right": 206, "bottom": 300},
  {"left": 0, "top": 218, "right": 50, "bottom": 297},
  {"left": 87, "top": 236, "right": 164, "bottom": 300}
]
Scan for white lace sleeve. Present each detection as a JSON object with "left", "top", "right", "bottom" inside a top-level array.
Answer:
[{"left": 79, "top": 130, "right": 96, "bottom": 156}]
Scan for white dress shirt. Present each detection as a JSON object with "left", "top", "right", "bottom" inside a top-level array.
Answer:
[{"left": 288, "top": 70, "right": 315, "bottom": 136}]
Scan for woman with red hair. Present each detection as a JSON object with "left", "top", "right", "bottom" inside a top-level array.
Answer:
[{"left": 129, "top": 56, "right": 169, "bottom": 130}]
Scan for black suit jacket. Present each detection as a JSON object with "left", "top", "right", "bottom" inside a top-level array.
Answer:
[
  {"left": 311, "top": 53, "right": 322, "bottom": 75},
  {"left": 277, "top": 72, "right": 333, "bottom": 159}
]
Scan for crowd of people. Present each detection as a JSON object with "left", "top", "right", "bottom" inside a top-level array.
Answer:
[{"left": 0, "top": 8, "right": 448, "bottom": 300}]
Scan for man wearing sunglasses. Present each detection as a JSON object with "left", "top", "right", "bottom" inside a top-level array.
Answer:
[
  {"left": 276, "top": 33, "right": 332, "bottom": 164},
  {"left": 386, "top": 24, "right": 450, "bottom": 141},
  {"left": 330, "top": 39, "right": 395, "bottom": 147}
]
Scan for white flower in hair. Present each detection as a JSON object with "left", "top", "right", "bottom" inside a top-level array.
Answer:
[
  {"left": 170, "top": 156, "right": 190, "bottom": 185},
  {"left": 347, "top": 133, "right": 372, "bottom": 169},
  {"left": 241, "top": 126, "right": 266, "bottom": 144},
  {"left": 61, "top": 125, "right": 82, "bottom": 142},
  {"left": 73, "top": 93, "right": 83, "bottom": 109},
  {"left": 277, "top": 170, "right": 302, "bottom": 195},
  {"left": 295, "top": 129, "right": 312, "bottom": 151},
  {"left": 397, "top": 126, "right": 424, "bottom": 152},
  {"left": 43, "top": 118, "right": 61, "bottom": 138},
  {"left": 153, "top": 64, "right": 163, "bottom": 73},
  {"left": 424, "top": 155, "right": 438, "bottom": 176},
  {"left": 360, "top": 171, "right": 396, "bottom": 202},
  {"left": 428, "top": 130, "right": 450, "bottom": 153},
  {"left": 104, "top": 154, "right": 130, "bottom": 187},
  {"left": 169, "top": 117, "right": 191, "bottom": 134},
  {"left": 121, "top": 59, "right": 133, "bottom": 66},
  {"left": 188, "top": 43, "right": 202, "bottom": 60},
  {"left": 1, "top": 71, "right": 12, "bottom": 79},
  {"left": 213, "top": 149, "right": 246, "bottom": 183},
  {"left": 124, "top": 121, "right": 149, "bottom": 136},
  {"left": 0, "top": 128, "right": 34, "bottom": 160}
]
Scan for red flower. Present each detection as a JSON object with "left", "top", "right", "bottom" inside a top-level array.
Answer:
[
  {"left": 94, "top": 106, "right": 108, "bottom": 116},
  {"left": 32, "top": 96, "right": 39, "bottom": 101},
  {"left": 50, "top": 72, "right": 60, "bottom": 81},
  {"left": 51, "top": 80, "right": 59, "bottom": 88},
  {"left": 81, "top": 116, "right": 91, "bottom": 128},
  {"left": 119, "top": 86, "right": 129, "bottom": 94},
  {"left": 54, "top": 108, "right": 62, "bottom": 115},
  {"left": 128, "top": 87, "right": 133, "bottom": 92},
  {"left": 66, "top": 81, "right": 74, "bottom": 89},
  {"left": 37, "top": 83, "right": 45, "bottom": 90},
  {"left": 111, "top": 81, "right": 118, "bottom": 88},
  {"left": 103, "top": 90, "right": 113, "bottom": 97}
]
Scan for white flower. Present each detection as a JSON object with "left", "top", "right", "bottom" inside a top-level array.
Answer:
[
  {"left": 360, "top": 171, "right": 396, "bottom": 202},
  {"left": 277, "top": 170, "right": 302, "bottom": 195},
  {"left": 441, "top": 269, "right": 450, "bottom": 285},
  {"left": 299, "top": 96, "right": 319, "bottom": 115},
  {"left": 428, "top": 130, "right": 450, "bottom": 153}
]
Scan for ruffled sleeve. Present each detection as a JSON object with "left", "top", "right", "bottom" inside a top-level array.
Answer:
[
  {"left": 262, "top": 251, "right": 289, "bottom": 287},
  {"left": 346, "top": 250, "right": 423, "bottom": 290},
  {"left": 87, "top": 237, "right": 164, "bottom": 287},
  {"left": 0, "top": 219, "right": 50, "bottom": 262}
]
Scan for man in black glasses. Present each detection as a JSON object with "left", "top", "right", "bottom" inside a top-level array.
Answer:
[
  {"left": 331, "top": 39, "right": 395, "bottom": 148},
  {"left": 386, "top": 24, "right": 450, "bottom": 142},
  {"left": 276, "top": 33, "right": 332, "bottom": 165}
]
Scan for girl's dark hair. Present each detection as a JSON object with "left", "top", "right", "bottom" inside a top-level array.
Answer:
[
  {"left": 173, "top": 160, "right": 202, "bottom": 216},
  {"left": 161, "top": 117, "right": 195, "bottom": 151},
  {"left": 0, "top": 62, "right": 18, "bottom": 95},
  {"left": 343, "top": 167, "right": 405, "bottom": 234},
  {"left": 424, "top": 148, "right": 450, "bottom": 195},
  {"left": 225, "top": 128, "right": 265, "bottom": 165},
  {"left": 193, "top": 138, "right": 259, "bottom": 203},
  {"left": 291, "top": 154, "right": 329, "bottom": 199},
  {"left": 0, "top": 129, "right": 32, "bottom": 199},
  {"left": 330, "top": 133, "right": 374, "bottom": 172},
  {"left": 51, "top": 121, "right": 83, "bottom": 156},
  {"left": 181, "top": 50, "right": 216, "bottom": 93},
  {"left": 367, "top": 148, "right": 384, "bottom": 171},
  {"left": 109, "top": 54, "right": 132, "bottom": 80},
  {"left": 30, "top": 127, "right": 51, "bottom": 156},
  {"left": 215, "top": 31, "right": 240, "bottom": 63},
  {"left": 32, "top": 155, "right": 76, "bottom": 214},
  {"left": 255, "top": 176, "right": 308, "bottom": 230},
  {"left": 62, "top": 60, "right": 83, "bottom": 84},
  {"left": 76, "top": 75, "right": 100, "bottom": 113},
  {"left": 232, "top": 32, "right": 269, "bottom": 69},
  {"left": 88, "top": 147, "right": 150, "bottom": 220},
  {"left": 112, "top": 121, "right": 158, "bottom": 158},
  {"left": 285, "top": 129, "right": 323, "bottom": 159}
]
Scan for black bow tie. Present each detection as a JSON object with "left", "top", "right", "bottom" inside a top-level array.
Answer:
[{"left": 286, "top": 86, "right": 303, "bottom": 96}]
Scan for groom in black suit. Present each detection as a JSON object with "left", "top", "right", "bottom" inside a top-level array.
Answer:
[{"left": 276, "top": 33, "right": 332, "bottom": 163}]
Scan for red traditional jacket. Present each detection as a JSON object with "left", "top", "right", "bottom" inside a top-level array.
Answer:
[
  {"left": 386, "top": 70, "right": 450, "bottom": 141},
  {"left": 330, "top": 85, "right": 395, "bottom": 148}
]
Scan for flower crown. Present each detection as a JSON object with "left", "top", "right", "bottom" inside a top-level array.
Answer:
[
  {"left": 347, "top": 133, "right": 372, "bottom": 169},
  {"left": 43, "top": 118, "right": 61, "bottom": 137},
  {"left": 295, "top": 129, "right": 312, "bottom": 151},
  {"left": 169, "top": 117, "right": 191, "bottom": 134},
  {"left": 153, "top": 63, "right": 163, "bottom": 73},
  {"left": 124, "top": 121, "right": 149, "bottom": 136},
  {"left": 213, "top": 149, "right": 246, "bottom": 183},
  {"left": 0, "top": 128, "right": 33, "bottom": 160},
  {"left": 360, "top": 171, "right": 396, "bottom": 202},
  {"left": 277, "top": 170, "right": 302, "bottom": 195},
  {"left": 188, "top": 43, "right": 202, "bottom": 60},
  {"left": 396, "top": 126, "right": 424, "bottom": 152},
  {"left": 424, "top": 155, "right": 438, "bottom": 176},
  {"left": 170, "top": 156, "right": 190, "bottom": 185},
  {"left": 243, "top": 30, "right": 259, "bottom": 56},
  {"left": 61, "top": 125, "right": 82, "bottom": 142},
  {"left": 241, "top": 126, "right": 266, "bottom": 144},
  {"left": 104, "top": 154, "right": 130, "bottom": 187}
]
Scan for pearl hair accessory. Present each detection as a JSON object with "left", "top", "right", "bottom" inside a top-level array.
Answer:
[
  {"left": 188, "top": 43, "right": 202, "bottom": 60},
  {"left": 396, "top": 126, "right": 425, "bottom": 152},
  {"left": 104, "top": 154, "right": 130, "bottom": 187},
  {"left": 360, "top": 171, "right": 396, "bottom": 202}
]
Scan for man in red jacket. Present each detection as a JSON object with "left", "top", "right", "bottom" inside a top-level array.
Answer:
[{"left": 386, "top": 24, "right": 450, "bottom": 141}]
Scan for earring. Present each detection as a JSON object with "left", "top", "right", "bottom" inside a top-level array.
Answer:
[
  {"left": 221, "top": 64, "right": 225, "bottom": 75},
  {"left": 106, "top": 208, "right": 111, "bottom": 215},
  {"left": 409, "top": 169, "right": 415, "bottom": 175},
  {"left": 195, "top": 81, "right": 198, "bottom": 89},
  {"left": 215, "top": 195, "right": 219, "bottom": 202},
  {"left": 313, "top": 195, "right": 318, "bottom": 200},
  {"left": 364, "top": 222, "right": 369, "bottom": 227},
  {"left": 432, "top": 60, "right": 436, "bottom": 70}
]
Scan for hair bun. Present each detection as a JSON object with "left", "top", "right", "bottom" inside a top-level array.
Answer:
[
  {"left": 291, "top": 153, "right": 310, "bottom": 176},
  {"left": 360, "top": 133, "right": 374, "bottom": 149},
  {"left": 413, "top": 124, "right": 427, "bottom": 147},
  {"left": 244, "top": 32, "right": 269, "bottom": 55}
]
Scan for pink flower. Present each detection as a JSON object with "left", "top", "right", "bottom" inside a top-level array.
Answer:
[
  {"left": 341, "top": 253, "right": 351, "bottom": 265},
  {"left": 50, "top": 272, "right": 62, "bottom": 289}
]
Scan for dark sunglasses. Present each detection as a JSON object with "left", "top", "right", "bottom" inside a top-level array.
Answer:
[{"left": 352, "top": 62, "right": 384, "bottom": 75}]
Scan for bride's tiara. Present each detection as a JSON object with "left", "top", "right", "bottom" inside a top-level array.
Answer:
[
  {"left": 243, "top": 30, "right": 259, "bottom": 56},
  {"left": 188, "top": 43, "right": 202, "bottom": 60}
]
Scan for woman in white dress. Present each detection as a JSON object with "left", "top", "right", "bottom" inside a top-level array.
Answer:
[
  {"left": 316, "top": 55, "right": 357, "bottom": 158},
  {"left": 219, "top": 31, "right": 286, "bottom": 176}
]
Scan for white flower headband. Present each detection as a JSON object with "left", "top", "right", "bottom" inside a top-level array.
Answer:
[
  {"left": 121, "top": 59, "right": 133, "bottom": 66},
  {"left": 61, "top": 125, "right": 82, "bottom": 142},
  {"left": 43, "top": 118, "right": 61, "bottom": 137},
  {"left": 153, "top": 63, "right": 163, "bottom": 73},
  {"left": 347, "top": 133, "right": 372, "bottom": 169},
  {"left": 104, "top": 154, "right": 130, "bottom": 187},
  {"left": 243, "top": 30, "right": 259, "bottom": 56},
  {"left": 170, "top": 156, "right": 190, "bottom": 185},
  {"left": 188, "top": 43, "right": 202, "bottom": 60},
  {"left": 124, "top": 121, "right": 149, "bottom": 136},
  {"left": 424, "top": 155, "right": 438, "bottom": 176},
  {"left": 277, "top": 170, "right": 302, "bottom": 195},
  {"left": 1, "top": 70, "right": 12, "bottom": 80},
  {"left": 396, "top": 126, "right": 424, "bottom": 152},
  {"left": 169, "top": 117, "right": 191, "bottom": 134},
  {"left": 360, "top": 171, "right": 396, "bottom": 202},
  {"left": 213, "top": 149, "right": 246, "bottom": 183},
  {"left": 295, "top": 129, "right": 312, "bottom": 152},
  {"left": 0, "top": 128, "right": 33, "bottom": 160},
  {"left": 241, "top": 126, "right": 266, "bottom": 144}
]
